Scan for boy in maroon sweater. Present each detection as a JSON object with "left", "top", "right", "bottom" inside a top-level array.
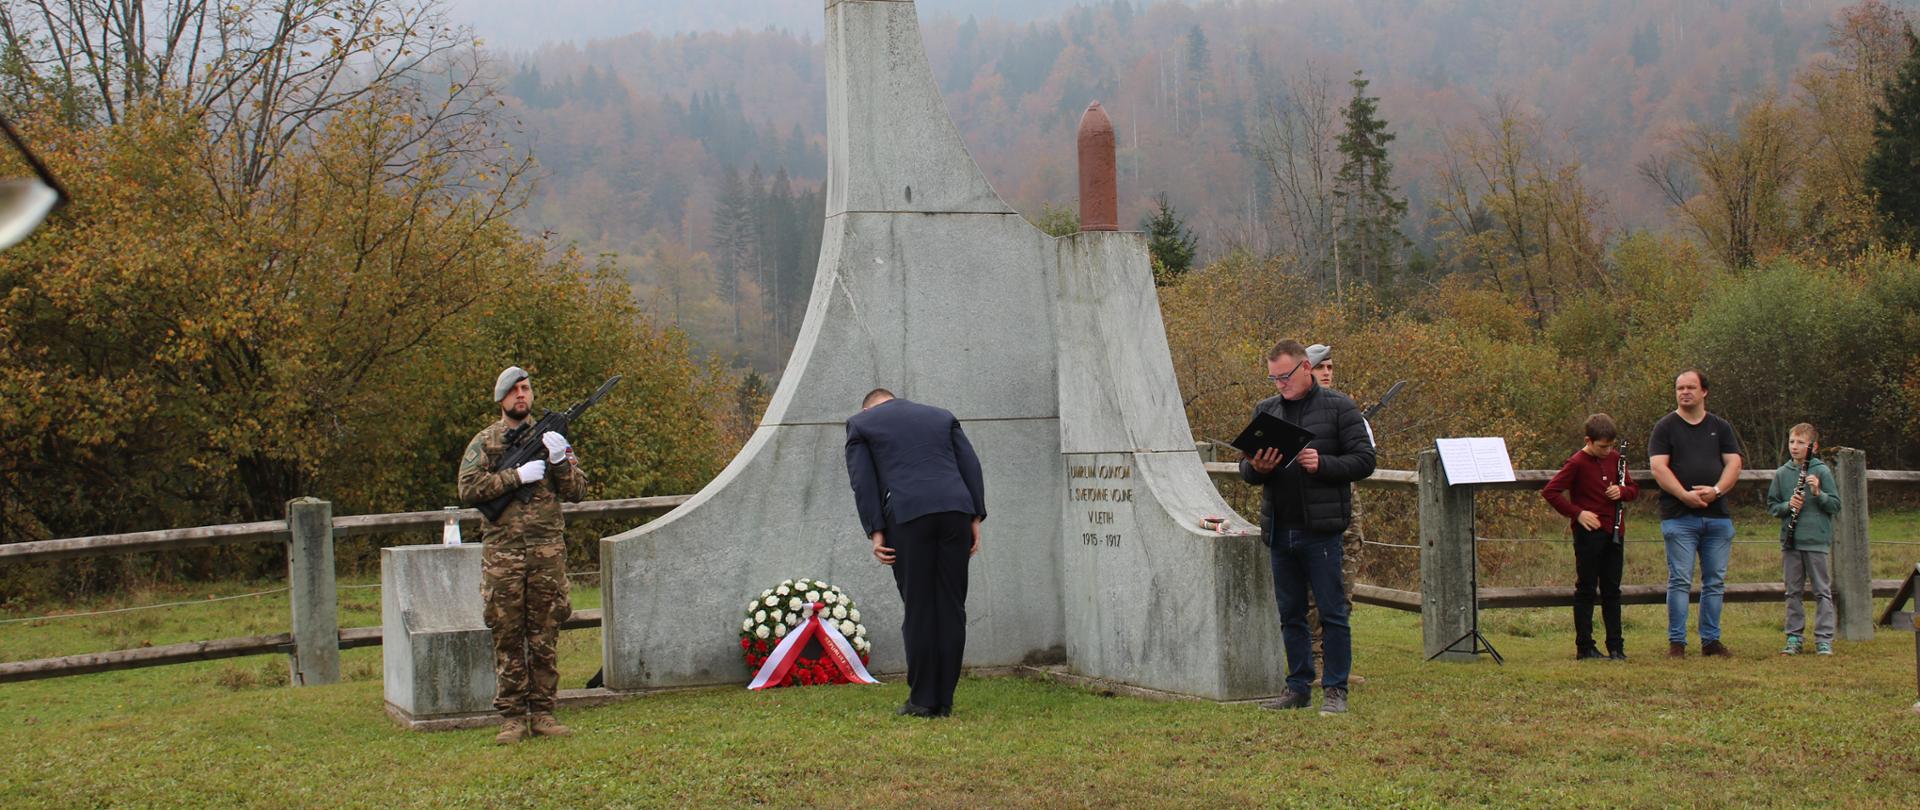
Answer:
[{"left": 1542, "top": 414, "right": 1640, "bottom": 660}]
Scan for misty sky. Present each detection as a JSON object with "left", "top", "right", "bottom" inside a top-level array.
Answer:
[{"left": 442, "top": 0, "right": 1136, "bottom": 51}]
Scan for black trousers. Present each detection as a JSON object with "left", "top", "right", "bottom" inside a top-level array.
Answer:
[
  {"left": 1572, "top": 527, "right": 1624, "bottom": 652},
  {"left": 889, "top": 510, "right": 972, "bottom": 711}
]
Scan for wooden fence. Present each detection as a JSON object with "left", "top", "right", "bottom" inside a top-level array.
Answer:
[{"left": 2, "top": 448, "right": 1915, "bottom": 683}]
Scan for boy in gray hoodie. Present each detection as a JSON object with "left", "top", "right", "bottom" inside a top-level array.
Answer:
[{"left": 1766, "top": 423, "right": 1843, "bottom": 655}]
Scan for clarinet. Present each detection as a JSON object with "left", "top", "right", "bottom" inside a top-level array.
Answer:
[
  {"left": 1781, "top": 455, "right": 1810, "bottom": 551},
  {"left": 1612, "top": 443, "right": 1628, "bottom": 546}
]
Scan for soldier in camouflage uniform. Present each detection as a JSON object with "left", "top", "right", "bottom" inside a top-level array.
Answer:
[
  {"left": 1304, "top": 345, "right": 1367, "bottom": 682},
  {"left": 457, "top": 366, "right": 588, "bottom": 744}
]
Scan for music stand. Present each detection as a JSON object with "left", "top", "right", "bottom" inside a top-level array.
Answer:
[{"left": 1424, "top": 500, "right": 1504, "bottom": 664}]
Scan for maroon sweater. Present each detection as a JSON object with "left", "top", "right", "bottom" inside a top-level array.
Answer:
[{"left": 1541, "top": 449, "right": 1639, "bottom": 534}]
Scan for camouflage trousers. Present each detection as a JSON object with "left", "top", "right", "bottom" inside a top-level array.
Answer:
[
  {"left": 1307, "top": 521, "right": 1363, "bottom": 661},
  {"left": 481, "top": 543, "right": 571, "bottom": 718}
]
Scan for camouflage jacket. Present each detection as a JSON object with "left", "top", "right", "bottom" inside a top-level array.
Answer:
[{"left": 457, "top": 418, "right": 588, "bottom": 548}]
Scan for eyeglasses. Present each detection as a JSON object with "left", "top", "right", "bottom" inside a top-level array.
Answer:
[{"left": 1266, "top": 360, "right": 1308, "bottom": 384}]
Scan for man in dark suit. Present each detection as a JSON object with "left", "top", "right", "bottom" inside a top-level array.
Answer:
[{"left": 844, "top": 388, "right": 987, "bottom": 718}]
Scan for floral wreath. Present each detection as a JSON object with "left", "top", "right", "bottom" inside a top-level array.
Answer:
[{"left": 740, "top": 578, "right": 872, "bottom": 688}]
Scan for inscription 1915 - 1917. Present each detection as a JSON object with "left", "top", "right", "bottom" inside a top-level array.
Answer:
[{"left": 1070, "top": 462, "right": 1133, "bottom": 548}]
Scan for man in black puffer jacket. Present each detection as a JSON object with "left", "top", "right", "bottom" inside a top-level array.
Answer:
[{"left": 1239, "top": 339, "right": 1376, "bottom": 715}]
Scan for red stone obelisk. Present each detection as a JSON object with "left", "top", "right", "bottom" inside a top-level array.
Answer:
[{"left": 1077, "top": 101, "right": 1118, "bottom": 232}]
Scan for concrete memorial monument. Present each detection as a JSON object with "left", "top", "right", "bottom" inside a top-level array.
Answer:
[
  {"left": 591, "top": 0, "right": 1287, "bottom": 701},
  {"left": 591, "top": 0, "right": 1290, "bottom": 698}
]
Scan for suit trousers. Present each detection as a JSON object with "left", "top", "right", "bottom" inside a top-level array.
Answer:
[{"left": 889, "top": 510, "right": 972, "bottom": 711}]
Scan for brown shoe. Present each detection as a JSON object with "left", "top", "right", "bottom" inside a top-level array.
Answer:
[
  {"left": 1701, "top": 640, "right": 1733, "bottom": 658},
  {"left": 494, "top": 716, "right": 529, "bottom": 745},
  {"left": 1667, "top": 642, "right": 1686, "bottom": 659},
  {"left": 529, "top": 713, "right": 573, "bottom": 738}
]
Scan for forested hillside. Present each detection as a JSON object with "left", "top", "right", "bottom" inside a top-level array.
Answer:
[{"left": 497, "top": 0, "right": 1885, "bottom": 371}]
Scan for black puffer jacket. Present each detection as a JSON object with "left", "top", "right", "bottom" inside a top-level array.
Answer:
[{"left": 1237, "top": 383, "right": 1377, "bottom": 537}]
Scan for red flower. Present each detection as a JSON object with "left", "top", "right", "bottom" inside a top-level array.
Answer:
[{"left": 739, "top": 637, "right": 750, "bottom": 650}]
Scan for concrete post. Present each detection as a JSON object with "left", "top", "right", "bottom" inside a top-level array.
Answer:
[
  {"left": 286, "top": 497, "right": 340, "bottom": 685},
  {"left": 1419, "top": 449, "right": 1477, "bottom": 661},
  {"left": 1830, "top": 448, "right": 1873, "bottom": 641}
]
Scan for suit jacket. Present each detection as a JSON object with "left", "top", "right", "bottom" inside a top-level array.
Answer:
[{"left": 844, "top": 398, "right": 988, "bottom": 536}]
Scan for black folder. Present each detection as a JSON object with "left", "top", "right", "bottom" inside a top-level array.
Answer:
[{"left": 1229, "top": 412, "right": 1315, "bottom": 461}]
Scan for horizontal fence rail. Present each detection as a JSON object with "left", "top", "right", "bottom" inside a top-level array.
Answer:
[
  {"left": 0, "top": 610, "right": 604, "bottom": 684},
  {"left": 1356, "top": 582, "right": 1905, "bottom": 612},
  {"left": 0, "top": 496, "right": 694, "bottom": 565}
]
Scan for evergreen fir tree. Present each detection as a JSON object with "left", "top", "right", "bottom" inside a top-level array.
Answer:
[
  {"left": 1333, "top": 70, "right": 1408, "bottom": 290},
  {"left": 1144, "top": 193, "right": 1198, "bottom": 285},
  {"left": 1866, "top": 26, "right": 1920, "bottom": 246}
]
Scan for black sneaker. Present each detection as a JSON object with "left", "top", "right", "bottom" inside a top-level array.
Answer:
[
  {"left": 1607, "top": 648, "right": 1628, "bottom": 662},
  {"left": 1319, "top": 687, "right": 1348, "bottom": 716},
  {"left": 1576, "top": 647, "right": 1606, "bottom": 660},
  {"left": 1259, "top": 688, "right": 1311, "bottom": 710}
]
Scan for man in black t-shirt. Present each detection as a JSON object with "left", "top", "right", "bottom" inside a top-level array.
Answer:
[{"left": 1647, "top": 369, "right": 1743, "bottom": 659}]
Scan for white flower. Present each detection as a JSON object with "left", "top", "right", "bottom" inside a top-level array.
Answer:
[
  {"left": 854, "top": 637, "right": 868, "bottom": 651},
  {"left": 796, "top": 579, "right": 813, "bottom": 590},
  {"left": 838, "top": 619, "right": 856, "bottom": 636},
  {"left": 805, "top": 590, "right": 821, "bottom": 603},
  {"left": 754, "top": 625, "right": 769, "bottom": 639},
  {"left": 784, "top": 612, "right": 799, "bottom": 626},
  {"left": 788, "top": 597, "right": 803, "bottom": 611},
  {"left": 781, "top": 579, "right": 793, "bottom": 586},
  {"left": 855, "top": 623, "right": 866, "bottom": 636},
  {"left": 754, "top": 610, "right": 766, "bottom": 623},
  {"left": 742, "top": 618, "right": 753, "bottom": 632},
  {"left": 825, "top": 592, "right": 840, "bottom": 605},
  {"left": 774, "top": 623, "right": 787, "bottom": 638},
  {"left": 831, "top": 605, "right": 848, "bottom": 620},
  {"left": 849, "top": 609, "right": 861, "bottom": 623},
  {"left": 776, "top": 585, "right": 790, "bottom": 596}
]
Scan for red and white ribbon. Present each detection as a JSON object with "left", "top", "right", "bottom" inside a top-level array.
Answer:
[{"left": 747, "top": 602, "right": 879, "bottom": 690}]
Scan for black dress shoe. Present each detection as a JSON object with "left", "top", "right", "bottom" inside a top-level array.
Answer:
[
  {"left": 896, "top": 702, "right": 939, "bottom": 718},
  {"left": 1607, "top": 649, "right": 1628, "bottom": 662}
]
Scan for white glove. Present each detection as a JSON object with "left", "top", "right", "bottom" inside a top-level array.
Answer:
[
  {"left": 541, "top": 432, "right": 572, "bottom": 464},
  {"left": 516, "top": 459, "right": 547, "bottom": 484}
]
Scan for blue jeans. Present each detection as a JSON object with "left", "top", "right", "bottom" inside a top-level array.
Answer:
[
  {"left": 1268, "top": 528, "right": 1350, "bottom": 691},
  {"left": 1662, "top": 516, "right": 1734, "bottom": 644}
]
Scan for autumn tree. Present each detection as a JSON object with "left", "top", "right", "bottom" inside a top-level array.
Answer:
[
  {"left": 1431, "top": 98, "right": 1609, "bottom": 320},
  {"left": 1641, "top": 95, "right": 1805, "bottom": 269},
  {"left": 1248, "top": 63, "right": 1338, "bottom": 280}
]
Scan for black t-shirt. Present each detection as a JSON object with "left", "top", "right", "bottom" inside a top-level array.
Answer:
[
  {"left": 1274, "top": 395, "right": 1309, "bottom": 529},
  {"left": 1647, "top": 411, "right": 1742, "bottom": 520}
]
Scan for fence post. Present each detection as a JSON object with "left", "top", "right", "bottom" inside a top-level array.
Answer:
[
  {"left": 1830, "top": 447, "right": 1873, "bottom": 642},
  {"left": 286, "top": 497, "right": 340, "bottom": 685},
  {"left": 1419, "top": 449, "right": 1475, "bottom": 661}
]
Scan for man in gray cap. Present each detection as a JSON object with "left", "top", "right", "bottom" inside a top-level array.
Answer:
[
  {"left": 458, "top": 365, "right": 588, "bottom": 743},
  {"left": 1302, "top": 344, "right": 1367, "bottom": 683}
]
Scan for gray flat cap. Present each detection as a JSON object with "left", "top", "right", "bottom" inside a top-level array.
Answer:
[
  {"left": 1305, "top": 343, "right": 1333, "bottom": 367},
  {"left": 493, "top": 366, "right": 528, "bottom": 401}
]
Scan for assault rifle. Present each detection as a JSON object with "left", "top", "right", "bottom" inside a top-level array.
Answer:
[{"left": 478, "top": 375, "right": 622, "bottom": 522}]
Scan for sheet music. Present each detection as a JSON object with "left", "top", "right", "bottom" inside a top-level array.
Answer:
[{"left": 1435, "top": 437, "right": 1517, "bottom": 485}]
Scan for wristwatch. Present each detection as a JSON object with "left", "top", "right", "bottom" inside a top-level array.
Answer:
[{"left": 1711, "top": 484, "right": 1722, "bottom": 496}]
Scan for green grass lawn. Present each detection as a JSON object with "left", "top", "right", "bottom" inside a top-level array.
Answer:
[{"left": 2, "top": 575, "right": 1918, "bottom": 808}]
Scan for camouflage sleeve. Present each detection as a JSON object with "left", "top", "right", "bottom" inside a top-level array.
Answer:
[
  {"left": 456, "top": 433, "right": 518, "bottom": 505},
  {"left": 551, "top": 458, "right": 588, "bottom": 503}
]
